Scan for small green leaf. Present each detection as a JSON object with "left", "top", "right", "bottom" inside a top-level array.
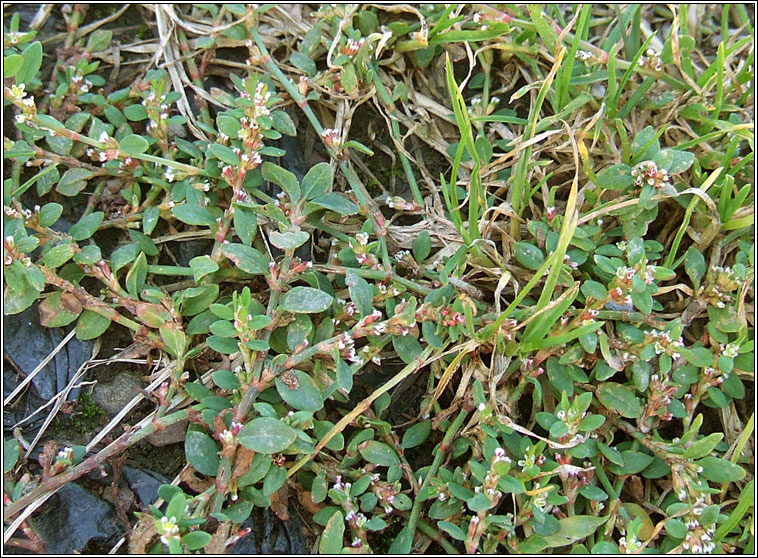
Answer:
[
  {"left": 206, "top": 335, "right": 239, "bottom": 354},
  {"left": 4, "top": 438, "right": 20, "bottom": 473},
  {"left": 595, "top": 164, "right": 634, "bottom": 190},
  {"left": 696, "top": 456, "right": 746, "bottom": 483},
  {"left": 275, "top": 369, "right": 324, "bottom": 412},
  {"left": 216, "top": 114, "right": 241, "bottom": 138},
  {"left": 336, "top": 359, "right": 353, "bottom": 392},
  {"left": 578, "top": 414, "right": 605, "bottom": 432},
  {"left": 4, "top": 54, "right": 23, "bottom": 78},
  {"left": 111, "top": 243, "right": 140, "bottom": 273},
  {"left": 125, "top": 252, "right": 147, "bottom": 298},
  {"left": 343, "top": 140, "right": 374, "bottom": 155},
  {"left": 123, "top": 104, "right": 148, "bottom": 121},
  {"left": 358, "top": 440, "right": 400, "bottom": 466},
  {"left": 69, "top": 211, "right": 104, "bottom": 241},
  {"left": 541, "top": 515, "right": 607, "bottom": 548},
  {"left": 607, "top": 450, "right": 654, "bottom": 475},
  {"left": 176, "top": 137, "right": 203, "bottom": 160},
  {"left": 515, "top": 242, "right": 545, "bottom": 270},
  {"left": 281, "top": 286, "right": 333, "bottom": 313},
  {"left": 581, "top": 280, "right": 608, "bottom": 301},
  {"left": 160, "top": 327, "right": 186, "bottom": 358},
  {"left": 38, "top": 203, "right": 63, "bottom": 228},
  {"left": 341, "top": 61, "right": 358, "bottom": 94},
  {"left": 56, "top": 168, "right": 94, "bottom": 196},
  {"left": 682, "top": 433, "right": 723, "bottom": 460},
  {"left": 269, "top": 230, "right": 309, "bottom": 251},
  {"left": 680, "top": 346, "right": 715, "bottom": 367},
  {"left": 181, "top": 531, "right": 212, "bottom": 551},
  {"left": 302, "top": 162, "right": 333, "bottom": 199},
  {"left": 17, "top": 41, "right": 42, "bottom": 86},
  {"left": 119, "top": 134, "right": 149, "bottom": 156},
  {"left": 653, "top": 148, "right": 694, "bottom": 174},
  {"left": 308, "top": 193, "right": 359, "bottom": 215},
  {"left": 238, "top": 417, "right": 297, "bottom": 453},
  {"left": 346, "top": 270, "right": 374, "bottom": 317},
  {"left": 262, "top": 161, "right": 300, "bottom": 202},
  {"left": 389, "top": 527, "right": 413, "bottom": 554},
  {"left": 412, "top": 230, "right": 432, "bottom": 262},
  {"left": 393, "top": 334, "right": 423, "bottom": 364},
  {"left": 189, "top": 256, "right": 219, "bottom": 282},
  {"left": 213, "top": 369, "right": 241, "bottom": 390},
  {"left": 319, "top": 511, "right": 345, "bottom": 554},
  {"left": 166, "top": 491, "right": 187, "bottom": 523},
  {"left": 185, "top": 430, "right": 219, "bottom": 476},
  {"left": 86, "top": 29, "right": 112, "bottom": 52},
  {"left": 222, "top": 243, "right": 269, "bottom": 275},
  {"left": 172, "top": 204, "right": 216, "bottom": 226},
  {"left": 143, "top": 206, "right": 160, "bottom": 234},
  {"left": 665, "top": 518, "right": 687, "bottom": 539},
  {"left": 208, "top": 143, "right": 240, "bottom": 166},
  {"left": 467, "top": 492, "right": 493, "bottom": 512},
  {"left": 75, "top": 310, "right": 111, "bottom": 340},
  {"left": 233, "top": 206, "right": 257, "bottom": 245},
  {"left": 596, "top": 382, "right": 641, "bottom": 418},
  {"left": 42, "top": 243, "right": 76, "bottom": 268},
  {"left": 290, "top": 51, "right": 317, "bottom": 76},
  {"left": 263, "top": 464, "right": 287, "bottom": 496},
  {"left": 402, "top": 421, "right": 431, "bottom": 449},
  {"left": 271, "top": 110, "right": 296, "bottom": 136},
  {"left": 438, "top": 521, "right": 467, "bottom": 541}
]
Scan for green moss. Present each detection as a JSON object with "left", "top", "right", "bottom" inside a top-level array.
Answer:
[{"left": 53, "top": 393, "right": 106, "bottom": 435}]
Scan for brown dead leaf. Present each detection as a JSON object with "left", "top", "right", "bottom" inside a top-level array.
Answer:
[
  {"left": 179, "top": 467, "right": 214, "bottom": 493},
  {"left": 628, "top": 475, "right": 645, "bottom": 506},
  {"left": 128, "top": 512, "right": 158, "bottom": 554},
  {"left": 269, "top": 484, "right": 290, "bottom": 521},
  {"left": 297, "top": 489, "right": 326, "bottom": 515},
  {"left": 231, "top": 446, "right": 255, "bottom": 481},
  {"left": 205, "top": 521, "right": 232, "bottom": 555}
]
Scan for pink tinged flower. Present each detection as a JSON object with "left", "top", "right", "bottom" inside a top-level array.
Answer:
[{"left": 321, "top": 128, "right": 341, "bottom": 147}]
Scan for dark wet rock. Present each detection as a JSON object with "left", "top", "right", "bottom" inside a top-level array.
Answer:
[
  {"left": 33, "top": 483, "right": 123, "bottom": 554},
  {"left": 4, "top": 304, "right": 93, "bottom": 401},
  {"left": 278, "top": 132, "right": 307, "bottom": 182},
  {"left": 4, "top": 304, "right": 93, "bottom": 432},
  {"left": 145, "top": 418, "right": 188, "bottom": 447},
  {"left": 92, "top": 371, "right": 142, "bottom": 416},
  {"left": 229, "top": 508, "right": 310, "bottom": 554},
  {"left": 3, "top": 366, "right": 46, "bottom": 432},
  {"left": 265, "top": 130, "right": 312, "bottom": 261},
  {"left": 176, "top": 238, "right": 215, "bottom": 267},
  {"left": 123, "top": 467, "right": 169, "bottom": 508}
]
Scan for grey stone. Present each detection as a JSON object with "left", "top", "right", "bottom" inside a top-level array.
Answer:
[
  {"left": 146, "top": 418, "right": 188, "bottom": 447},
  {"left": 33, "top": 483, "right": 123, "bottom": 554},
  {"left": 92, "top": 372, "right": 143, "bottom": 416},
  {"left": 123, "top": 467, "right": 169, "bottom": 507}
]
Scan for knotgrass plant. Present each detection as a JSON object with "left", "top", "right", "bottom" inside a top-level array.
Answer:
[{"left": 3, "top": 4, "right": 754, "bottom": 555}]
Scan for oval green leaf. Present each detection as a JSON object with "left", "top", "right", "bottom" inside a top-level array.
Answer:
[
  {"left": 358, "top": 440, "right": 400, "bottom": 466},
  {"left": 238, "top": 417, "right": 297, "bottom": 454},
  {"left": 281, "top": 286, "right": 333, "bottom": 314},
  {"left": 75, "top": 310, "right": 111, "bottom": 340},
  {"left": 275, "top": 369, "right": 324, "bottom": 412},
  {"left": 222, "top": 243, "right": 269, "bottom": 275},
  {"left": 185, "top": 430, "right": 220, "bottom": 476},
  {"left": 596, "top": 382, "right": 641, "bottom": 418}
]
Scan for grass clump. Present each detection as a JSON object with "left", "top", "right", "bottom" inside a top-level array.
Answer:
[{"left": 3, "top": 4, "right": 754, "bottom": 555}]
